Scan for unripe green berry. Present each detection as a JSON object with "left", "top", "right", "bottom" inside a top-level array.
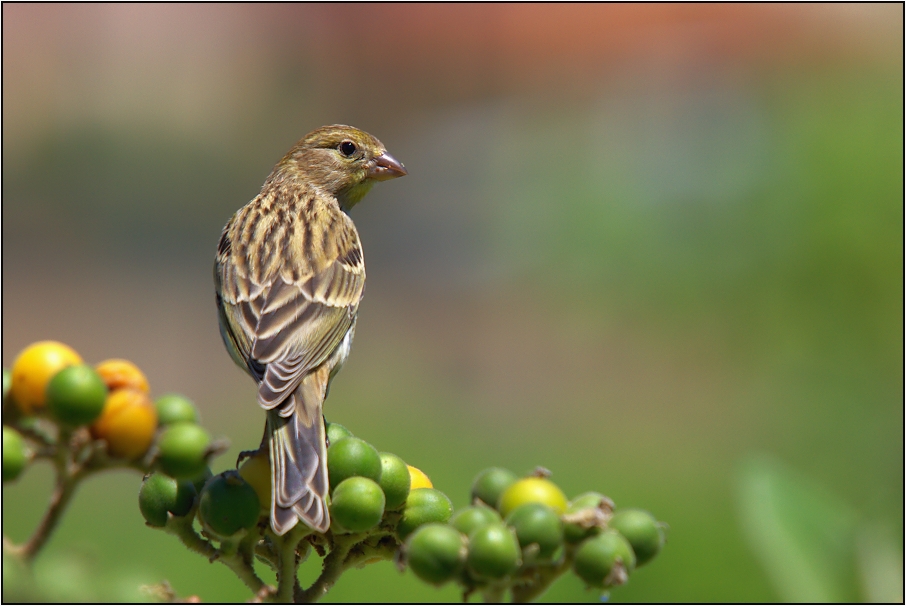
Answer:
[
  {"left": 397, "top": 488, "right": 453, "bottom": 540},
  {"left": 506, "top": 502, "right": 563, "bottom": 560},
  {"left": 609, "top": 508, "right": 665, "bottom": 566},
  {"left": 563, "top": 492, "right": 611, "bottom": 544},
  {"left": 155, "top": 394, "right": 199, "bottom": 425},
  {"left": 2, "top": 426, "right": 27, "bottom": 482},
  {"left": 470, "top": 467, "right": 517, "bottom": 509},
  {"left": 198, "top": 471, "right": 260, "bottom": 537},
  {"left": 330, "top": 476, "right": 385, "bottom": 533},
  {"left": 139, "top": 472, "right": 197, "bottom": 527},
  {"left": 46, "top": 364, "right": 108, "bottom": 427},
  {"left": 466, "top": 523, "right": 521, "bottom": 580},
  {"left": 450, "top": 505, "right": 501, "bottom": 537},
  {"left": 325, "top": 421, "right": 353, "bottom": 445},
  {"left": 190, "top": 465, "right": 214, "bottom": 493},
  {"left": 573, "top": 531, "right": 636, "bottom": 588},
  {"left": 378, "top": 452, "right": 410, "bottom": 510},
  {"left": 157, "top": 422, "right": 211, "bottom": 479},
  {"left": 406, "top": 523, "right": 467, "bottom": 586},
  {"left": 327, "top": 437, "right": 381, "bottom": 490}
]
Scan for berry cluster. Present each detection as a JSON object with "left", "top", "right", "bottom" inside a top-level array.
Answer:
[
  {"left": 2, "top": 340, "right": 218, "bottom": 565},
  {"left": 139, "top": 417, "right": 666, "bottom": 602},
  {"left": 138, "top": 420, "right": 451, "bottom": 602},
  {"left": 403, "top": 467, "right": 666, "bottom": 601},
  {"left": 3, "top": 339, "right": 668, "bottom": 602}
]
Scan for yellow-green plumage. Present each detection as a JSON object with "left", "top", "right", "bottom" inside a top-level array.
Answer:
[{"left": 214, "top": 125, "right": 406, "bottom": 534}]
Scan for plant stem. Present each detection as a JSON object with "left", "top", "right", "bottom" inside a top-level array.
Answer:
[
  {"left": 341, "top": 534, "right": 398, "bottom": 569},
  {"left": 18, "top": 477, "right": 78, "bottom": 562},
  {"left": 275, "top": 526, "right": 306, "bottom": 603},
  {"left": 166, "top": 515, "right": 269, "bottom": 596},
  {"left": 221, "top": 549, "right": 269, "bottom": 596},
  {"left": 9, "top": 430, "right": 86, "bottom": 563},
  {"left": 166, "top": 514, "right": 217, "bottom": 560},
  {"left": 510, "top": 554, "right": 574, "bottom": 603},
  {"left": 296, "top": 534, "right": 358, "bottom": 603}
]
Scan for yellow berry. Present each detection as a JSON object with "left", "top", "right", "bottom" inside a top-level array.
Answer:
[
  {"left": 10, "top": 341, "right": 82, "bottom": 414},
  {"left": 408, "top": 464, "right": 433, "bottom": 490},
  {"left": 238, "top": 451, "right": 271, "bottom": 512},
  {"left": 498, "top": 477, "right": 568, "bottom": 518}
]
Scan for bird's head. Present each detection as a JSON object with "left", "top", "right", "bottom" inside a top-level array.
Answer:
[{"left": 277, "top": 125, "right": 407, "bottom": 211}]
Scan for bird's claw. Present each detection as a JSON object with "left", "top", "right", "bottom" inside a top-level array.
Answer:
[{"left": 236, "top": 448, "right": 263, "bottom": 467}]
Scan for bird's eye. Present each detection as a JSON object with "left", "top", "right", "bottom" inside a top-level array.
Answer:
[{"left": 338, "top": 141, "right": 357, "bottom": 157}]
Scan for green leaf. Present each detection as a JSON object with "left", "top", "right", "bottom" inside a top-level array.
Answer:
[{"left": 736, "top": 454, "right": 859, "bottom": 602}]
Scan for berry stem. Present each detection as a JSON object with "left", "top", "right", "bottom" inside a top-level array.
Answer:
[
  {"left": 275, "top": 526, "right": 306, "bottom": 603},
  {"left": 510, "top": 551, "right": 575, "bottom": 603},
  {"left": 8, "top": 429, "right": 85, "bottom": 563},
  {"left": 342, "top": 533, "right": 398, "bottom": 568},
  {"left": 13, "top": 472, "right": 79, "bottom": 562},
  {"left": 165, "top": 513, "right": 218, "bottom": 559},
  {"left": 296, "top": 532, "right": 359, "bottom": 603},
  {"left": 221, "top": 547, "right": 269, "bottom": 596},
  {"left": 166, "top": 514, "right": 269, "bottom": 596}
]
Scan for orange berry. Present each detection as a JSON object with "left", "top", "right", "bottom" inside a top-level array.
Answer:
[
  {"left": 95, "top": 359, "right": 150, "bottom": 393},
  {"left": 10, "top": 341, "right": 82, "bottom": 414},
  {"left": 90, "top": 388, "right": 158, "bottom": 459}
]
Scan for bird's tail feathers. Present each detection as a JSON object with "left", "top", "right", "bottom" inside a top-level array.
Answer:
[{"left": 266, "top": 368, "right": 330, "bottom": 535}]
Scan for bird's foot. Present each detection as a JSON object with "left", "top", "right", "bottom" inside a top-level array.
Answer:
[{"left": 236, "top": 447, "right": 264, "bottom": 467}]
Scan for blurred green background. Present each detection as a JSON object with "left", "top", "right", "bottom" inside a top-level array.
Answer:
[{"left": 2, "top": 4, "right": 902, "bottom": 602}]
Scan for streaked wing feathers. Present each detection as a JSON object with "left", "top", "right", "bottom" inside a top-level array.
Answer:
[{"left": 215, "top": 195, "right": 365, "bottom": 410}]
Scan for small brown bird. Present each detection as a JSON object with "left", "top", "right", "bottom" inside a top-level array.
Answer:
[{"left": 214, "top": 125, "right": 406, "bottom": 534}]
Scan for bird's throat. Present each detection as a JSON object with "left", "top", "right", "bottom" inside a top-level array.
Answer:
[{"left": 338, "top": 180, "right": 375, "bottom": 213}]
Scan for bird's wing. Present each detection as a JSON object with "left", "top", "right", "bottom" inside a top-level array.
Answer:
[{"left": 215, "top": 195, "right": 365, "bottom": 411}]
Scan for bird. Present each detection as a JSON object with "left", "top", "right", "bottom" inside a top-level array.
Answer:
[{"left": 214, "top": 125, "right": 406, "bottom": 535}]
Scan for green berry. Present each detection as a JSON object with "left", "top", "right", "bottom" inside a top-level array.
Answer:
[
  {"left": 327, "top": 436, "right": 381, "bottom": 490},
  {"left": 563, "top": 492, "right": 610, "bottom": 544},
  {"left": 198, "top": 471, "right": 260, "bottom": 537},
  {"left": 330, "top": 476, "right": 385, "bottom": 533},
  {"left": 573, "top": 531, "right": 636, "bottom": 588},
  {"left": 155, "top": 394, "right": 198, "bottom": 425},
  {"left": 378, "top": 452, "right": 410, "bottom": 510},
  {"left": 406, "top": 523, "right": 467, "bottom": 586},
  {"left": 450, "top": 505, "right": 501, "bottom": 537},
  {"left": 2, "top": 426, "right": 27, "bottom": 482},
  {"left": 609, "top": 509, "right": 664, "bottom": 566},
  {"left": 190, "top": 465, "right": 214, "bottom": 493},
  {"left": 46, "top": 365, "right": 108, "bottom": 427},
  {"left": 506, "top": 502, "right": 563, "bottom": 560},
  {"left": 466, "top": 523, "right": 521, "bottom": 580},
  {"left": 325, "top": 421, "right": 353, "bottom": 445},
  {"left": 397, "top": 488, "right": 453, "bottom": 540},
  {"left": 139, "top": 472, "right": 197, "bottom": 527},
  {"left": 470, "top": 467, "right": 517, "bottom": 509},
  {"left": 157, "top": 422, "right": 211, "bottom": 479}
]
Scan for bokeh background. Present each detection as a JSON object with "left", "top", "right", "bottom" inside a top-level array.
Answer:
[{"left": 2, "top": 4, "right": 902, "bottom": 602}]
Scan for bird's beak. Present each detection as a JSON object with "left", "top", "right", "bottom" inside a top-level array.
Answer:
[{"left": 369, "top": 152, "right": 407, "bottom": 181}]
